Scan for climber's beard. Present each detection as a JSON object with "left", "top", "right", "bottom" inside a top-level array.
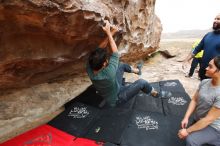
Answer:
[{"left": 213, "top": 22, "right": 220, "bottom": 32}]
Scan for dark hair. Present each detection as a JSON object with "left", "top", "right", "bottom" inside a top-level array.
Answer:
[
  {"left": 214, "top": 56, "right": 220, "bottom": 70},
  {"left": 89, "top": 48, "right": 108, "bottom": 71}
]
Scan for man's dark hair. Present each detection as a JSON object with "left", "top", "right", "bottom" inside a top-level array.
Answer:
[
  {"left": 89, "top": 48, "right": 108, "bottom": 71},
  {"left": 214, "top": 56, "right": 220, "bottom": 70}
]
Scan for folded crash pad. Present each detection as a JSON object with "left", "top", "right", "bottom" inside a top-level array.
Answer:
[{"left": 1, "top": 124, "right": 75, "bottom": 146}]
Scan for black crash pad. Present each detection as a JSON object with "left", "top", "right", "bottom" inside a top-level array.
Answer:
[
  {"left": 159, "top": 80, "right": 186, "bottom": 93},
  {"left": 132, "top": 82, "right": 162, "bottom": 114},
  {"left": 85, "top": 108, "right": 132, "bottom": 144},
  {"left": 104, "top": 142, "right": 118, "bottom": 146},
  {"left": 48, "top": 102, "right": 101, "bottom": 137},
  {"left": 4, "top": 79, "right": 194, "bottom": 146},
  {"left": 163, "top": 91, "right": 191, "bottom": 117},
  {"left": 120, "top": 81, "right": 162, "bottom": 113},
  {"left": 65, "top": 85, "right": 104, "bottom": 109},
  {"left": 116, "top": 95, "right": 136, "bottom": 109},
  {"left": 50, "top": 79, "right": 192, "bottom": 146},
  {"left": 120, "top": 110, "right": 186, "bottom": 146},
  {"left": 133, "top": 92, "right": 163, "bottom": 114}
]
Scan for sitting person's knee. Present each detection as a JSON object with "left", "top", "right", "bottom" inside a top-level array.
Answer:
[{"left": 186, "top": 134, "right": 199, "bottom": 146}]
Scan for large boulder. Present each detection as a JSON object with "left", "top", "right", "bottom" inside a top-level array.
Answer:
[
  {"left": 0, "top": 0, "right": 162, "bottom": 142},
  {"left": 0, "top": 0, "right": 162, "bottom": 91}
]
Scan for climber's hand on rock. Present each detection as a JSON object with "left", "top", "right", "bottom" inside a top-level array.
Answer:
[
  {"left": 111, "top": 24, "right": 119, "bottom": 35},
  {"left": 102, "top": 20, "right": 111, "bottom": 34}
]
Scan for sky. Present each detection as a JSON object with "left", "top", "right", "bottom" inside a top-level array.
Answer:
[{"left": 155, "top": 0, "right": 220, "bottom": 33}]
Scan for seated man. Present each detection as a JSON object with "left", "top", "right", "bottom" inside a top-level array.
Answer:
[
  {"left": 86, "top": 20, "right": 170, "bottom": 107},
  {"left": 178, "top": 56, "right": 220, "bottom": 145}
]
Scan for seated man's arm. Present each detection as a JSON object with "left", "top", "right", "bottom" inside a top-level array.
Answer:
[
  {"left": 187, "top": 94, "right": 220, "bottom": 134},
  {"left": 188, "top": 106, "right": 220, "bottom": 133},
  {"left": 178, "top": 106, "right": 220, "bottom": 139}
]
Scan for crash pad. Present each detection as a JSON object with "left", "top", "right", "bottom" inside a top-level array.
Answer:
[
  {"left": 1, "top": 124, "right": 75, "bottom": 146},
  {"left": 48, "top": 102, "right": 101, "bottom": 137}
]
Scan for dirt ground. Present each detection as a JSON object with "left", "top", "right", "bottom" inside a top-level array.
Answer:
[{"left": 125, "top": 38, "right": 201, "bottom": 98}]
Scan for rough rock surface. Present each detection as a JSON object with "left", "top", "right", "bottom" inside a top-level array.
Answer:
[
  {"left": 0, "top": 75, "right": 91, "bottom": 142},
  {"left": 0, "top": 0, "right": 161, "bottom": 91},
  {"left": 0, "top": 0, "right": 162, "bottom": 142}
]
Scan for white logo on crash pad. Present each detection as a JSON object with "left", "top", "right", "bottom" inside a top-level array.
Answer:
[
  {"left": 68, "top": 107, "right": 89, "bottom": 118},
  {"left": 164, "top": 82, "right": 177, "bottom": 87},
  {"left": 168, "top": 97, "right": 187, "bottom": 105},
  {"left": 135, "top": 116, "right": 158, "bottom": 130}
]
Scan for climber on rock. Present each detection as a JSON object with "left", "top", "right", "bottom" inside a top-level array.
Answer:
[{"left": 86, "top": 20, "right": 171, "bottom": 107}]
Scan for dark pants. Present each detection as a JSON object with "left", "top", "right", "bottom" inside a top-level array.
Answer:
[
  {"left": 188, "top": 58, "right": 202, "bottom": 77},
  {"left": 116, "top": 63, "right": 153, "bottom": 105}
]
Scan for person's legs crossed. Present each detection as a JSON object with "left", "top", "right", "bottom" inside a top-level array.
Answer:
[{"left": 186, "top": 126, "right": 220, "bottom": 146}]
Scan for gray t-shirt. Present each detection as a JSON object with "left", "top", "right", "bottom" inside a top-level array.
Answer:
[{"left": 195, "top": 79, "right": 220, "bottom": 131}]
